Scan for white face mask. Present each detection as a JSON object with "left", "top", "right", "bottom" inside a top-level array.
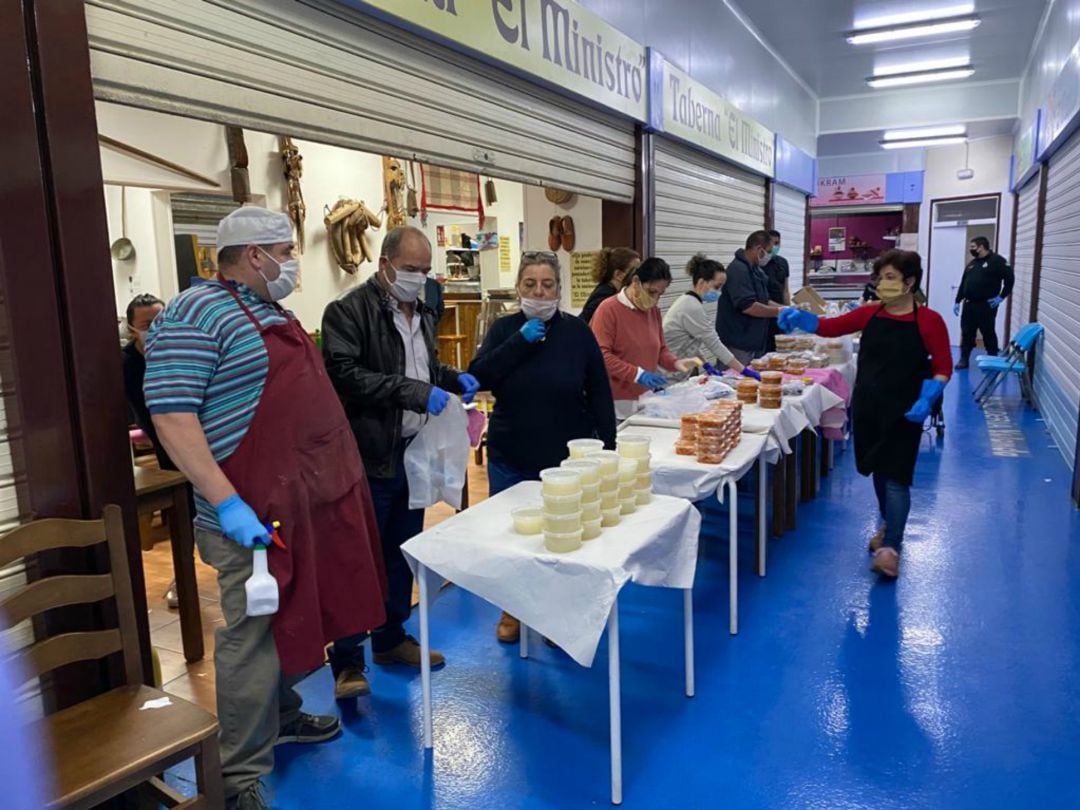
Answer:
[
  {"left": 256, "top": 247, "right": 299, "bottom": 301},
  {"left": 520, "top": 296, "right": 559, "bottom": 321},
  {"left": 387, "top": 261, "right": 426, "bottom": 303}
]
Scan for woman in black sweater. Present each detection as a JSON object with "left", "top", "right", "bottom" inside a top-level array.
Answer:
[
  {"left": 469, "top": 250, "right": 617, "bottom": 642},
  {"left": 579, "top": 246, "right": 640, "bottom": 324}
]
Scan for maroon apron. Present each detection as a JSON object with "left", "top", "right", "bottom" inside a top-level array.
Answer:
[{"left": 218, "top": 281, "right": 387, "bottom": 675}]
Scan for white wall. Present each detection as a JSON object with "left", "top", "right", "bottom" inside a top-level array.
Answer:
[
  {"left": 917, "top": 136, "right": 1015, "bottom": 263},
  {"left": 817, "top": 151, "right": 927, "bottom": 178},
  {"left": 522, "top": 187, "right": 604, "bottom": 312},
  {"left": 97, "top": 102, "right": 528, "bottom": 329},
  {"left": 1018, "top": 1, "right": 1080, "bottom": 136}
]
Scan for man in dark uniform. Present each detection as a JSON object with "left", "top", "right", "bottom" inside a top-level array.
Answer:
[
  {"left": 953, "top": 236, "right": 1014, "bottom": 369},
  {"left": 762, "top": 229, "right": 790, "bottom": 351}
]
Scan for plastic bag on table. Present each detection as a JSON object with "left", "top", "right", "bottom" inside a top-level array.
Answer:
[
  {"left": 638, "top": 386, "right": 710, "bottom": 420},
  {"left": 404, "top": 396, "right": 469, "bottom": 510}
]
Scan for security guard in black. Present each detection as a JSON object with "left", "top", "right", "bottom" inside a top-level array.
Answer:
[{"left": 954, "top": 236, "right": 1014, "bottom": 368}]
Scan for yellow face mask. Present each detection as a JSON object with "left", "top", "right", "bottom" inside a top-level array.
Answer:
[{"left": 876, "top": 278, "right": 907, "bottom": 302}]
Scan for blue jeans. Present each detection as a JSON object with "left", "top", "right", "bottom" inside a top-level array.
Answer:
[
  {"left": 873, "top": 474, "right": 911, "bottom": 552},
  {"left": 488, "top": 459, "right": 541, "bottom": 496}
]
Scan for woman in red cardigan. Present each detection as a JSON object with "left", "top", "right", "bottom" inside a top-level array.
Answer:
[
  {"left": 779, "top": 249, "right": 952, "bottom": 579},
  {"left": 590, "top": 257, "right": 700, "bottom": 419}
]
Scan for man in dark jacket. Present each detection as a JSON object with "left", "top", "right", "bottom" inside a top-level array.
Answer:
[
  {"left": 954, "top": 236, "right": 1014, "bottom": 368},
  {"left": 716, "top": 230, "right": 783, "bottom": 364},
  {"left": 321, "top": 226, "right": 479, "bottom": 699},
  {"left": 761, "top": 229, "right": 791, "bottom": 351}
]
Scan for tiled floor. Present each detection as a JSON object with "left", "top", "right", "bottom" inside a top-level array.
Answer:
[{"left": 142, "top": 463, "right": 491, "bottom": 715}]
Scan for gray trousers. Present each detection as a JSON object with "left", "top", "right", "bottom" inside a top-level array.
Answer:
[
  {"left": 731, "top": 347, "right": 760, "bottom": 366},
  {"left": 196, "top": 529, "right": 303, "bottom": 799}
]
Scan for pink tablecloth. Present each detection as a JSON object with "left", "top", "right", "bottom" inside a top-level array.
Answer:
[{"left": 803, "top": 366, "right": 852, "bottom": 440}]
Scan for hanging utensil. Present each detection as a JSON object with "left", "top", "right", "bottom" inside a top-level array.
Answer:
[{"left": 110, "top": 187, "right": 136, "bottom": 261}]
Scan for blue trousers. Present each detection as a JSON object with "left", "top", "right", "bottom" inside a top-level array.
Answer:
[{"left": 873, "top": 474, "right": 911, "bottom": 551}]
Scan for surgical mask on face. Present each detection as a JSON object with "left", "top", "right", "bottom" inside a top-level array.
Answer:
[
  {"left": 630, "top": 285, "right": 657, "bottom": 312},
  {"left": 520, "top": 296, "right": 559, "bottom": 321},
  {"left": 702, "top": 290, "right": 720, "bottom": 304},
  {"left": 256, "top": 247, "right": 299, "bottom": 301},
  {"left": 387, "top": 261, "right": 426, "bottom": 303},
  {"left": 876, "top": 278, "right": 907, "bottom": 302},
  {"left": 771, "top": 245, "right": 781, "bottom": 257}
]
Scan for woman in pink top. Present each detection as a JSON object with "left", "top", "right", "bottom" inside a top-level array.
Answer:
[{"left": 590, "top": 257, "right": 700, "bottom": 418}]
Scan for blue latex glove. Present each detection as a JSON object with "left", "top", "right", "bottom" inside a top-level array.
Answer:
[
  {"left": 702, "top": 362, "right": 721, "bottom": 377},
  {"left": 904, "top": 379, "right": 947, "bottom": 424},
  {"left": 953, "top": 303, "right": 961, "bottom": 317},
  {"left": 778, "top": 308, "right": 819, "bottom": 335},
  {"left": 520, "top": 318, "right": 546, "bottom": 344},
  {"left": 457, "top": 373, "right": 480, "bottom": 403},
  {"left": 216, "top": 495, "right": 270, "bottom": 549},
  {"left": 989, "top": 296, "right": 1004, "bottom": 309},
  {"left": 740, "top": 367, "right": 762, "bottom": 381},
  {"left": 637, "top": 370, "right": 667, "bottom": 390},
  {"left": 427, "top": 386, "right": 450, "bottom": 415}
]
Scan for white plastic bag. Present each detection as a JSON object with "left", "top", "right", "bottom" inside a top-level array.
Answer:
[{"left": 405, "top": 396, "right": 470, "bottom": 510}]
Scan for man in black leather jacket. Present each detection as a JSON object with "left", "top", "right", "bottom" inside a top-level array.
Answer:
[{"left": 320, "top": 226, "right": 478, "bottom": 699}]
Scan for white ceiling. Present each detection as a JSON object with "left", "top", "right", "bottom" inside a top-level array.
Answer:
[
  {"left": 736, "top": 0, "right": 1048, "bottom": 99},
  {"left": 816, "top": 116, "right": 1017, "bottom": 155}
]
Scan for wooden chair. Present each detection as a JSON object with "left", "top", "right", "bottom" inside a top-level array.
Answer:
[{"left": 1, "top": 505, "right": 223, "bottom": 809}]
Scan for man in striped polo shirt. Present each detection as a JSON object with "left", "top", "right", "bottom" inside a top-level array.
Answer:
[{"left": 146, "top": 207, "right": 387, "bottom": 810}]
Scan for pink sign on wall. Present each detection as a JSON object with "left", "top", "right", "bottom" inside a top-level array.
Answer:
[{"left": 812, "top": 174, "right": 887, "bottom": 207}]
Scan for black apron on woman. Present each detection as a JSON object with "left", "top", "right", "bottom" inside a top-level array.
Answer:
[{"left": 851, "top": 303, "right": 932, "bottom": 487}]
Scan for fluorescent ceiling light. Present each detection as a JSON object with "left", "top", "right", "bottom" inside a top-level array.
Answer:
[
  {"left": 854, "top": 3, "right": 974, "bottom": 30},
  {"left": 874, "top": 56, "right": 972, "bottom": 76},
  {"left": 883, "top": 125, "right": 967, "bottom": 141},
  {"left": 880, "top": 136, "right": 968, "bottom": 149},
  {"left": 848, "top": 17, "right": 981, "bottom": 46},
  {"left": 867, "top": 67, "right": 975, "bottom": 88}
]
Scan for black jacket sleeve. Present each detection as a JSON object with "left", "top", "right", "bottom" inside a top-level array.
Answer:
[
  {"left": 580, "top": 284, "right": 615, "bottom": 324},
  {"left": 322, "top": 296, "right": 431, "bottom": 413},
  {"left": 468, "top": 315, "right": 535, "bottom": 389},
  {"left": 956, "top": 264, "right": 970, "bottom": 304},
  {"left": 582, "top": 324, "right": 617, "bottom": 449},
  {"left": 726, "top": 263, "right": 758, "bottom": 313},
  {"left": 997, "top": 255, "right": 1015, "bottom": 298}
]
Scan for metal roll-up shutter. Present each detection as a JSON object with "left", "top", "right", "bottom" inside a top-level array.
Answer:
[
  {"left": 1010, "top": 178, "right": 1039, "bottom": 341},
  {"left": 654, "top": 139, "right": 766, "bottom": 312},
  {"left": 773, "top": 184, "right": 807, "bottom": 289},
  {"left": 85, "top": 0, "right": 637, "bottom": 202},
  {"left": 1034, "top": 131, "right": 1080, "bottom": 469}
]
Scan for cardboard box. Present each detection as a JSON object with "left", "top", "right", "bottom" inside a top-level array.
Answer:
[{"left": 792, "top": 286, "right": 827, "bottom": 315}]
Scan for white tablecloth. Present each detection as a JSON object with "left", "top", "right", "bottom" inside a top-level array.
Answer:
[
  {"left": 401, "top": 482, "right": 700, "bottom": 668},
  {"left": 615, "top": 426, "right": 769, "bottom": 502},
  {"left": 788, "top": 383, "right": 845, "bottom": 433}
]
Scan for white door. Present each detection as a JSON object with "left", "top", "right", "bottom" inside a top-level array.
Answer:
[{"left": 928, "top": 223, "right": 968, "bottom": 342}]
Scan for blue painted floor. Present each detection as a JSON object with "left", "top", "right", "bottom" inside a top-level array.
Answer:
[{"left": 191, "top": 364, "right": 1080, "bottom": 808}]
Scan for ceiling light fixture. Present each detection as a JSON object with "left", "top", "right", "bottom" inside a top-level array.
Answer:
[
  {"left": 854, "top": 2, "right": 975, "bottom": 30},
  {"left": 883, "top": 125, "right": 968, "bottom": 140},
  {"left": 873, "top": 56, "right": 972, "bottom": 76},
  {"left": 867, "top": 67, "right": 975, "bottom": 88},
  {"left": 880, "top": 136, "right": 968, "bottom": 150},
  {"left": 848, "top": 16, "right": 981, "bottom": 46}
]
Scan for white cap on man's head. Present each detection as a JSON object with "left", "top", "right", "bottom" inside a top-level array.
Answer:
[{"left": 217, "top": 206, "right": 294, "bottom": 249}]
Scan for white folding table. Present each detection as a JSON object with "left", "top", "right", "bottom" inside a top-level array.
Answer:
[{"left": 401, "top": 483, "right": 701, "bottom": 806}]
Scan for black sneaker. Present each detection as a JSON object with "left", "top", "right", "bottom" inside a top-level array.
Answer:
[
  {"left": 956, "top": 359, "right": 970, "bottom": 369},
  {"left": 227, "top": 780, "right": 270, "bottom": 810},
  {"left": 276, "top": 712, "right": 341, "bottom": 746}
]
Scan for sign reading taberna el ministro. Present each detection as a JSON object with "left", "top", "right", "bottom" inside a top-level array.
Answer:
[
  {"left": 343, "top": 0, "right": 648, "bottom": 122},
  {"left": 648, "top": 51, "right": 775, "bottom": 178}
]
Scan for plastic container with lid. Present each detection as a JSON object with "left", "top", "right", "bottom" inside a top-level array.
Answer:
[
  {"left": 567, "top": 438, "right": 604, "bottom": 459},
  {"left": 635, "top": 489, "right": 653, "bottom": 506},
  {"left": 618, "top": 483, "right": 636, "bottom": 501},
  {"left": 617, "top": 458, "right": 639, "bottom": 484},
  {"left": 760, "top": 371, "right": 783, "bottom": 385},
  {"left": 616, "top": 435, "right": 651, "bottom": 459},
  {"left": 541, "top": 468, "right": 582, "bottom": 496},
  {"left": 585, "top": 450, "right": 621, "bottom": 477},
  {"left": 636, "top": 471, "right": 652, "bottom": 490},
  {"left": 619, "top": 496, "right": 638, "bottom": 515},
  {"left": 543, "top": 492, "right": 582, "bottom": 515},
  {"left": 512, "top": 507, "right": 544, "bottom": 535},
  {"left": 580, "top": 481, "right": 601, "bottom": 502},
  {"left": 634, "top": 455, "right": 652, "bottom": 475},
  {"left": 582, "top": 500, "right": 602, "bottom": 521},
  {"left": 544, "top": 511, "right": 582, "bottom": 534},
  {"left": 599, "top": 474, "right": 619, "bottom": 494},
  {"left": 544, "top": 528, "right": 583, "bottom": 553},
  {"left": 600, "top": 491, "right": 619, "bottom": 510},
  {"left": 601, "top": 506, "right": 622, "bottom": 527},
  {"left": 581, "top": 516, "right": 603, "bottom": 540},
  {"left": 561, "top": 458, "right": 602, "bottom": 486}
]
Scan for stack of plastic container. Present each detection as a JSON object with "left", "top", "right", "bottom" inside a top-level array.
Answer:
[
  {"left": 587, "top": 449, "right": 622, "bottom": 527},
  {"left": 616, "top": 459, "right": 639, "bottom": 515},
  {"left": 540, "top": 468, "right": 583, "bottom": 552},
  {"left": 561, "top": 457, "right": 603, "bottom": 539},
  {"left": 675, "top": 413, "right": 700, "bottom": 456},
  {"left": 617, "top": 435, "right": 653, "bottom": 505},
  {"left": 567, "top": 438, "right": 604, "bottom": 460}
]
